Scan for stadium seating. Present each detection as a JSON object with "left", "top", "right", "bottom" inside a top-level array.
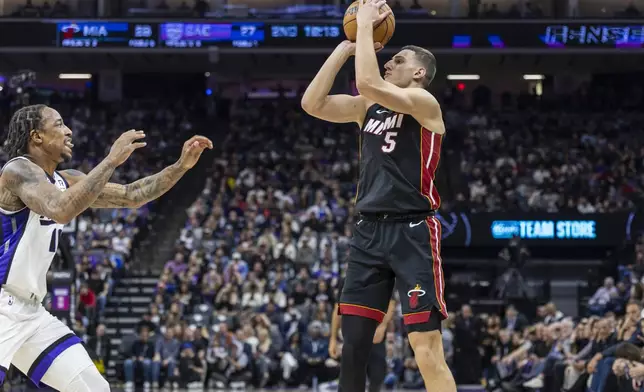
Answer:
[{"left": 3, "top": 82, "right": 644, "bottom": 391}]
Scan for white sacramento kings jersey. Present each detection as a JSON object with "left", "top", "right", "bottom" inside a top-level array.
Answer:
[{"left": 0, "top": 157, "right": 68, "bottom": 299}]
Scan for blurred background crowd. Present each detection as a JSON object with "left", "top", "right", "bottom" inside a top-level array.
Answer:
[
  {"left": 1, "top": 0, "right": 644, "bottom": 389},
  {"left": 2, "top": 73, "right": 644, "bottom": 392}
]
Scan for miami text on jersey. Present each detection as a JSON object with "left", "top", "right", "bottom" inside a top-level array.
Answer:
[{"left": 363, "top": 114, "right": 405, "bottom": 135}]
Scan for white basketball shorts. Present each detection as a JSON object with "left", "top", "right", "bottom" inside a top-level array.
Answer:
[{"left": 0, "top": 288, "right": 94, "bottom": 389}]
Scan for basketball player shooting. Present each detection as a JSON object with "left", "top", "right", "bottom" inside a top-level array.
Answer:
[
  {"left": 0, "top": 104, "right": 212, "bottom": 392},
  {"left": 301, "top": 0, "right": 456, "bottom": 391}
]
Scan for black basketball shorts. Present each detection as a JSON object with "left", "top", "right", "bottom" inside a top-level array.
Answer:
[{"left": 339, "top": 216, "right": 448, "bottom": 332}]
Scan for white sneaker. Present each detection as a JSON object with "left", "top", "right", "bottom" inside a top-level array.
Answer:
[
  {"left": 124, "top": 381, "right": 134, "bottom": 391},
  {"left": 152, "top": 381, "right": 159, "bottom": 390},
  {"left": 144, "top": 381, "right": 151, "bottom": 391},
  {"left": 187, "top": 382, "right": 203, "bottom": 390},
  {"left": 172, "top": 382, "right": 179, "bottom": 391},
  {"left": 523, "top": 377, "right": 544, "bottom": 389}
]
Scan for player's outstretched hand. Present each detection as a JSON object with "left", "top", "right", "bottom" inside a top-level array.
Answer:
[
  {"left": 177, "top": 135, "right": 214, "bottom": 170},
  {"left": 338, "top": 40, "right": 383, "bottom": 56},
  {"left": 107, "top": 130, "right": 147, "bottom": 167}
]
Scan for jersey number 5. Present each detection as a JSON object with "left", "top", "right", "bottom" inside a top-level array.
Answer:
[
  {"left": 381, "top": 132, "right": 398, "bottom": 153},
  {"left": 49, "top": 229, "right": 63, "bottom": 253}
]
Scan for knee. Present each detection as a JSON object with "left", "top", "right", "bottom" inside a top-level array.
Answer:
[
  {"left": 124, "top": 359, "right": 133, "bottom": 367},
  {"left": 409, "top": 333, "right": 448, "bottom": 372},
  {"left": 413, "top": 344, "right": 442, "bottom": 369},
  {"left": 64, "top": 368, "right": 110, "bottom": 392}
]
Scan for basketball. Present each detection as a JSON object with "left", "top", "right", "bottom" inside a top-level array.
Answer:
[{"left": 343, "top": 1, "right": 395, "bottom": 46}]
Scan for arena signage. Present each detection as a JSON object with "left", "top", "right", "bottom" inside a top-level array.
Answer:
[
  {"left": 0, "top": 19, "right": 643, "bottom": 52},
  {"left": 439, "top": 212, "right": 637, "bottom": 247}
]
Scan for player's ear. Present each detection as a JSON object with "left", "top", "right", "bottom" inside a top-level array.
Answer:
[
  {"left": 29, "top": 129, "right": 43, "bottom": 145},
  {"left": 415, "top": 67, "right": 426, "bottom": 81}
]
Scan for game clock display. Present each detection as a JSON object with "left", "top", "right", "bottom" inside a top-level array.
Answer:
[{"left": 1, "top": 20, "right": 644, "bottom": 50}]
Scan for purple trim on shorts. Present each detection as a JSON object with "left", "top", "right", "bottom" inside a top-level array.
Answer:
[
  {"left": 0, "top": 364, "right": 7, "bottom": 385},
  {"left": 30, "top": 335, "right": 82, "bottom": 387}
]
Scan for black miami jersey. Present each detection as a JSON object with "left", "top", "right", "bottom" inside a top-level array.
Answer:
[{"left": 354, "top": 103, "right": 443, "bottom": 214}]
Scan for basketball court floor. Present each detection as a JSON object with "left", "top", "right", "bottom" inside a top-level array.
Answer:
[
  {"left": 1, "top": 388, "right": 486, "bottom": 392},
  {"left": 2, "top": 387, "right": 485, "bottom": 392}
]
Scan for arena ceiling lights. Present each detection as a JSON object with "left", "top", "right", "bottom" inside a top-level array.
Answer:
[
  {"left": 58, "top": 73, "right": 92, "bottom": 80},
  {"left": 523, "top": 74, "right": 545, "bottom": 80},
  {"left": 447, "top": 74, "right": 480, "bottom": 80}
]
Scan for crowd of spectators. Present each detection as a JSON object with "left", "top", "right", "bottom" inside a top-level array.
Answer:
[
  {"left": 450, "top": 85, "right": 644, "bottom": 213},
  {"left": 4, "top": 78, "right": 644, "bottom": 391},
  {"left": 105, "top": 84, "right": 644, "bottom": 392},
  {"left": 65, "top": 98, "right": 200, "bottom": 328}
]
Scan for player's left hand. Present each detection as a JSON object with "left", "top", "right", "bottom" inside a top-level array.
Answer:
[
  {"left": 178, "top": 135, "right": 213, "bottom": 170},
  {"left": 356, "top": 0, "right": 392, "bottom": 29}
]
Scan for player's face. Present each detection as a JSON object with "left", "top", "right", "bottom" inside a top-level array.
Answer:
[
  {"left": 36, "top": 107, "right": 73, "bottom": 163},
  {"left": 383, "top": 49, "right": 425, "bottom": 88}
]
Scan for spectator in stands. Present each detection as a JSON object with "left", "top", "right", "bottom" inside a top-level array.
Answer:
[
  {"left": 587, "top": 302, "right": 643, "bottom": 391},
  {"left": 300, "top": 321, "right": 335, "bottom": 387},
  {"left": 383, "top": 343, "right": 403, "bottom": 389},
  {"left": 278, "top": 332, "right": 303, "bottom": 386},
  {"left": 254, "top": 327, "right": 278, "bottom": 387},
  {"left": 588, "top": 277, "right": 620, "bottom": 315},
  {"left": 87, "top": 324, "right": 110, "bottom": 376},
  {"left": 502, "top": 305, "right": 529, "bottom": 332},
  {"left": 224, "top": 337, "right": 253, "bottom": 388},
  {"left": 170, "top": 343, "right": 204, "bottom": 389},
  {"left": 543, "top": 302, "right": 565, "bottom": 325},
  {"left": 124, "top": 326, "right": 155, "bottom": 390},
  {"left": 111, "top": 230, "right": 132, "bottom": 256},
  {"left": 152, "top": 325, "right": 180, "bottom": 389},
  {"left": 87, "top": 267, "right": 109, "bottom": 321},
  {"left": 453, "top": 305, "right": 482, "bottom": 384},
  {"left": 78, "top": 282, "right": 97, "bottom": 326}
]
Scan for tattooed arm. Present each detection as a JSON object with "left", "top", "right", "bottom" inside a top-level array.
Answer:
[
  {"left": 60, "top": 163, "right": 187, "bottom": 209},
  {"left": 0, "top": 158, "right": 118, "bottom": 224},
  {"left": 59, "top": 135, "right": 213, "bottom": 209}
]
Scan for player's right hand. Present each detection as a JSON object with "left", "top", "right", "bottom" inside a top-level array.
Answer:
[
  {"left": 338, "top": 40, "right": 383, "bottom": 56},
  {"left": 107, "top": 130, "right": 147, "bottom": 166},
  {"left": 328, "top": 339, "right": 339, "bottom": 359}
]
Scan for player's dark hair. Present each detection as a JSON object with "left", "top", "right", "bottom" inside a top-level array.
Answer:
[
  {"left": 5, "top": 104, "right": 46, "bottom": 159},
  {"left": 402, "top": 45, "right": 437, "bottom": 88}
]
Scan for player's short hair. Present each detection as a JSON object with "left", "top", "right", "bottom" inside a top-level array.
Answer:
[
  {"left": 402, "top": 45, "right": 437, "bottom": 88},
  {"left": 5, "top": 105, "right": 46, "bottom": 159}
]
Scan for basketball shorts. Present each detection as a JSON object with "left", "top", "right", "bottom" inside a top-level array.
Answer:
[
  {"left": 339, "top": 215, "right": 448, "bottom": 332},
  {"left": 0, "top": 288, "right": 94, "bottom": 389}
]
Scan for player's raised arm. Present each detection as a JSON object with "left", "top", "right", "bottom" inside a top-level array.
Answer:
[
  {"left": 301, "top": 41, "right": 374, "bottom": 125},
  {"left": 1, "top": 130, "right": 146, "bottom": 224},
  {"left": 354, "top": 0, "right": 444, "bottom": 134},
  {"left": 59, "top": 135, "right": 213, "bottom": 209}
]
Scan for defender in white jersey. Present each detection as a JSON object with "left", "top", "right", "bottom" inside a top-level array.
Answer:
[{"left": 0, "top": 105, "right": 212, "bottom": 391}]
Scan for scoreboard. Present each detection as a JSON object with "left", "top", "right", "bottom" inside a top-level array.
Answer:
[{"left": 1, "top": 19, "right": 644, "bottom": 51}]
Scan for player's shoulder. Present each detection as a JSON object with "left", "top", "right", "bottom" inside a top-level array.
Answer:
[
  {"left": 411, "top": 87, "right": 440, "bottom": 106},
  {"left": 0, "top": 157, "right": 40, "bottom": 183}
]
